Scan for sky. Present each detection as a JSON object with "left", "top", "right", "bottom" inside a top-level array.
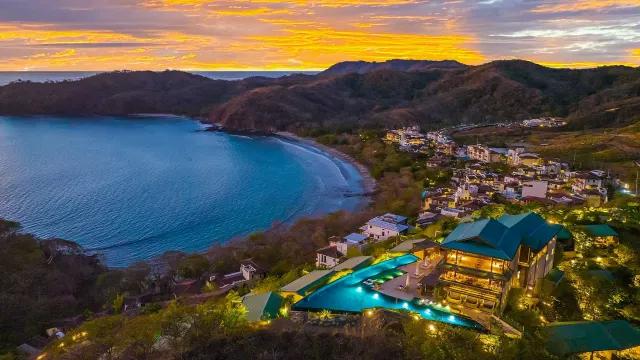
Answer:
[{"left": 0, "top": 0, "right": 639, "bottom": 71}]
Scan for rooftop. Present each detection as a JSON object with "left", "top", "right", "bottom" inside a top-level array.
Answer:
[
  {"left": 367, "top": 218, "right": 409, "bottom": 233},
  {"left": 242, "top": 291, "right": 283, "bottom": 322},
  {"left": 280, "top": 270, "right": 333, "bottom": 294},
  {"left": 581, "top": 224, "right": 618, "bottom": 237},
  {"left": 344, "top": 232, "right": 368, "bottom": 243},
  {"left": 546, "top": 320, "right": 640, "bottom": 356},
  {"left": 333, "top": 256, "right": 372, "bottom": 271},
  {"left": 442, "top": 212, "right": 559, "bottom": 261},
  {"left": 317, "top": 245, "right": 340, "bottom": 258}
]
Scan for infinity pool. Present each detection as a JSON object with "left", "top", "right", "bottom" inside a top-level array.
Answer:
[{"left": 293, "top": 254, "right": 484, "bottom": 330}]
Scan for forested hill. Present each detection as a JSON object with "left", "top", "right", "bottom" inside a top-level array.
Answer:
[{"left": 1, "top": 60, "right": 639, "bottom": 132}]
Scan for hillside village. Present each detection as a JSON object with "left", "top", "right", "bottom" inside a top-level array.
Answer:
[{"left": 12, "top": 123, "right": 640, "bottom": 360}]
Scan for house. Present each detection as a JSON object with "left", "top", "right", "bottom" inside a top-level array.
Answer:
[
  {"left": 210, "top": 258, "right": 267, "bottom": 290},
  {"left": 241, "top": 291, "right": 284, "bottom": 322},
  {"left": 316, "top": 245, "right": 342, "bottom": 268},
  {"left": 330, "top": 233, "right": 368, "bottom": 254},
  {"left": 581, "top": 224, "right": 619, "bottom": 247},
  {"left": 417, "top": 211, "right": 442, "bottom": 227},
  {"left": 581, "top": 188, "right": 608, "bottom": 207},
  {"left": 573, "top": 171, "right": 605, "bottom": 191},
  {"left": 437, "top": 212, "right": 559, "bottom": 314},
  {"left": 545, "top": 320, "right": 640, "bottom": 359},
  {"left": 361, "top": 213, "right": 409, "bottom": 241},
  {"left": 467, "top": 145, "right": 502, "bottom": 163},
  {"left": 518, "top": 153, "right": 542, "bottom": 167},
  {"left": 521, "top": 180, "right": 548, "bottom": 199},
  {"left": 240, "top": 259, "right": 267, "bottom": 281}
]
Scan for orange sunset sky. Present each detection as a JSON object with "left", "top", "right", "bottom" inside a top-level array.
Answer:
[{"left": 0, "top": 0, "right": 639, "bottom": 71}]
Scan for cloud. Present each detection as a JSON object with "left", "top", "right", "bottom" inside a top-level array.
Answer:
[
  {"left": 0, "top": 0, "right": 637, "bottom": 70},
  {"left": 532, "top": 1, "right": 640, "bottom": 13}
]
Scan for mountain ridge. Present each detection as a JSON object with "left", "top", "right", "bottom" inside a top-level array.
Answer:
[{"left": 1, "top": 60, "right": 639, "bottom": 132}]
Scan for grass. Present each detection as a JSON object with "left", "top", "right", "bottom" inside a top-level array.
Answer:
[
  {"left": 451, "top": 120, "right": 640, "bottom": 183},
  {"left": 530, "top": 121, "right": 640, "bottom": 183}
]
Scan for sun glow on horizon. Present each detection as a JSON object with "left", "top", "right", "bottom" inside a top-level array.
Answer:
[{"left": 0, "top": 0, "right": 637, "bottom": 71}]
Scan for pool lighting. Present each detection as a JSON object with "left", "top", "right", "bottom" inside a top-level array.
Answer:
[
  {"left": 402, "top": 302, "right": 409, "bottom": 309},
  {"left": 424, "top": 309, "right": 431, "bottom": 315},
  {"left": 448, "top": 315, "right": 456, "bottom": 322},
  {"left": 373, "top": 293, "right": 379, "bottom": 300},
  {"left": 356, "top": 286, "right": 363, "bottom": 293}
]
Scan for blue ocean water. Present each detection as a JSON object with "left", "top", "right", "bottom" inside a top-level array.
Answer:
[
  {"left": 0, "top": 116, "right": 362, "bottom": 267},
  {"left": 0, "top": 71, "right": 319, "bottom": 86}
]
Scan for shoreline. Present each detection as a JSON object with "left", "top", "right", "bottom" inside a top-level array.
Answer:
[
  {"left": 205, "top": 124, "right": 376, "bottom": 198},
  {"left": 274, "top": 131, "right": 377, "bottom": 197}
]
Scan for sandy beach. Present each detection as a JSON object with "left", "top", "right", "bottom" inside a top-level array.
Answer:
[{"left": 275, "top": 132, "right": 377, "bottom": 197}]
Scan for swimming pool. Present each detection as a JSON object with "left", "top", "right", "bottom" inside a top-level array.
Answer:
[{"left": 293, "top": 254, "right": 484, "bottom": 330}]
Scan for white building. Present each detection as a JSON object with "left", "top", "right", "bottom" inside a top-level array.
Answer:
[
  {"left": 361, "top": 213, "right": 409, "bottom": 241},
  {"left": 522, "top": 180, "right": 548, "bottom": 199},
  {"left": 316, "top": 245, "right": 342, "bottom": 268}
]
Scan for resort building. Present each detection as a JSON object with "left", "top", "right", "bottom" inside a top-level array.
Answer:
[
  {"left": 581, "top": 224, "right": 619, "bottom": 247},
  {"left": 437, "top": 212, "right": 559, "bottom": 314},
  {"left": 362, "top": 213, "right": 409, "bottom": 241}
]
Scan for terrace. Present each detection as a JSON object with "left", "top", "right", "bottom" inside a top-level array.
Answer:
[{"left": 290, "top": 254, "right": 484, "bottom": 330}]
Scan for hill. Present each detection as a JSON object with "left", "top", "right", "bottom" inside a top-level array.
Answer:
[
  {"left": 1, "top": 60, "right": 639, "bottom": 132},
  {"left": 320, "top": 59, "right": 467, "bottom": 76},
  {"left": 211, "top": 60, "right": 640, "bottom": 131}
]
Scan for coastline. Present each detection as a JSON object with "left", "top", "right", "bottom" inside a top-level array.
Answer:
[{"left": 274, "top": 131, "right": 377, "bottom": 197}]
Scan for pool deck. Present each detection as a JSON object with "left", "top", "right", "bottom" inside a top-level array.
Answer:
[{"left": 377, "top": 255, "right": 443, "bottom": 301}]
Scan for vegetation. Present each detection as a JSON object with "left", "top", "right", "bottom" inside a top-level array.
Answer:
[
  {"left": 3, "top": 60, "right": 640, "bottom": 133},
  {"left": 0, "top": 220, "right": 106, "bottom": 352}
]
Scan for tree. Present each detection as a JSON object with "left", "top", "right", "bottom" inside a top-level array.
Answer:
[{"left": 177, "top": 254, "right": 210, "bottom": 279}]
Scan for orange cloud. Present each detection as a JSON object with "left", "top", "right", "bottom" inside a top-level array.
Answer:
[
  {"left": 238, "top": 26, "right": 484, "bottom": 69},
  {"left": 532, "top": 0, "right": 640, "bottom": 13}
]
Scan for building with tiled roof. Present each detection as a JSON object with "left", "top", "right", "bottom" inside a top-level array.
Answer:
[{"left": 437, "top": 212, "right": 559, "bottom": 314}]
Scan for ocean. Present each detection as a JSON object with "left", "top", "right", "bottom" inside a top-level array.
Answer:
[
  {"left": 0, "top": 71, "right": 319, "bottom": 86},
  {"left": 0, "top": 115, "right": 362, "bottom": 267}
]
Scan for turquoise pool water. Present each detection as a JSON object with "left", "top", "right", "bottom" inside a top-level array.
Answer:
[{"left": 293, "top": 254, "right": 484, "bottom": 330}]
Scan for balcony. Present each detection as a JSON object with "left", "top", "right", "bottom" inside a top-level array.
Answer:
[
  {"left": 441, "top": 271, "right": 504, "bottom": 294},
  {"left": 446, "top": 253, "right": 508, "bottom": 275}
]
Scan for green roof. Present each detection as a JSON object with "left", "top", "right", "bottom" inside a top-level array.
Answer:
[
  {"left": 546, "top": 320, "right": 640, "bottom": 356},
  {"left": 545, "top": 269, "right": 565, "bottom": 285},
  {"left": 442, "top": 212, "right": 559, "bottom": 261},
  {"left": 391, "top": 239, "right": 427, "bottom": 252},
  {"left": 280, "top": 270, "right": 333, "bottom": 294},
  {"left": 554, "top": 225, "right": 572, "bottom": 240},
  {"left": 333, "top": 256, "right": 372, "bottom": 271},
  {"left": 242, "top": 291, "right": 283, "bottom": 322},
  {"left": 498, "top": 212, "right": 560, "bottom": 251},
  {"left": 581, "top": 224, "right": 619, "bottom": 237}
]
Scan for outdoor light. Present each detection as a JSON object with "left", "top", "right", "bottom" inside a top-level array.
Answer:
[
  {"left": 366, "top": 310, "right": 373, "bottom": 317},
  {"left": 428, "top": 324, "right": 437, "bottom": 333}
]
